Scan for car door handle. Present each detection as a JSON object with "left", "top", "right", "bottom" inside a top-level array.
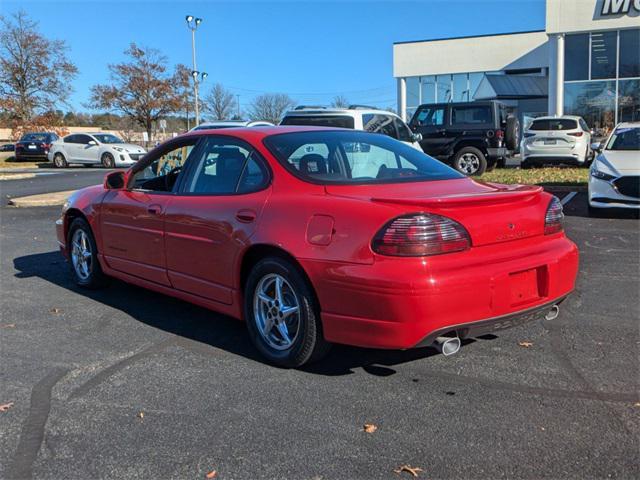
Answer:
[
  {"left": 236, "top": 209, "right": 257, "bottom": 223},
  {"left": 147, "top": 204, "right": 163, "bottom": 215}
]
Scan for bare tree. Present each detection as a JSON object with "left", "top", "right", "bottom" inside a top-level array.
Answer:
[
  {"left": 331, "top": 95, "right": 350, "bottom": 108},
  {"left": 0, "top": 11, "right": 78, "bottom": 122},
  {"left": 89, "top": 43, "right": 183, "bottom": 141},
  {"left": 248, "top": 93, "right": 295, "bottom": 124},
  {"left": 174, "top": 63, "right": 196, "bottom": 130},
  {"left": 204, "top": 84, "right": 236, "bottom": 120}
]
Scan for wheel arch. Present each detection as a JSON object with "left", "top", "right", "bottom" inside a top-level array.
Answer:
[
  {"left": 238, "top": 244, "right": 320, "bottom": 310},
  {"left": 453, "top": 140, "right": 489, "bottom": 157},
  {"left": 64, "top": 208, "right": 89, "bottom": 241}
]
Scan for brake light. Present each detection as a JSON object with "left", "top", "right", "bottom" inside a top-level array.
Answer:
[
  {"left": 495, "top": 129, "right": 504, "bottom": 140},
  {"left": 544, "top": 196, "right": 564, "bottom": 235},
  {"left": 567, "top": 132, "right": 583, "bottom": 137},
  {"left": 372, "top": 213, "right": 470, "bottom": 256}
]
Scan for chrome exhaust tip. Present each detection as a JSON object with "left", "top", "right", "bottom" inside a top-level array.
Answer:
[
  {"left": 545, "top": 305, "right": 560, "bottom": 321},
  {"left": 434, "top": 335, "right": 461, "bottom": 356}
]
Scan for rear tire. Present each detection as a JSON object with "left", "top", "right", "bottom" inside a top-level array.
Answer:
[
  {"left": 67, "top": 218, "right": 107, "bottom": 289},
  {"left": 505, "top": 115, "right": 519, "bottom": 150},
  {"left": 53, "top": 153, "right": 67, "bottom": 168},
  {"left": 244, "top": 257, "right": 331, "bottom": 367},
  {"left": 453, "top": 147, "right": 487, "bottom": 176}
]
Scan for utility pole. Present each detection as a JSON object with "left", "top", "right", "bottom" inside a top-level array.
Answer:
[{"left": 236, "top": 94, "right": 240, "bottom": 119}]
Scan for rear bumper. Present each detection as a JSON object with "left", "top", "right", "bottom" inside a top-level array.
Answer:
[
  {"left": 487, "top": 147, "right": 507, "bottom": 159},
  {"left": 300, "top": 234, "right": 579, "bottom": 349}
]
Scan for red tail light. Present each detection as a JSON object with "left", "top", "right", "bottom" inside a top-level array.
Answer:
[
  {"left": 567, "top": 132, "right": 583, "bottom": 137},
  {"left": 495, "top": 129, "right": 504, "bottom": 140},
  {"left": 372, "top": 214, "right": 471, "bottom": 256},
  {"left": 544, "top": 196, "right": 564, "bottom": 235}
]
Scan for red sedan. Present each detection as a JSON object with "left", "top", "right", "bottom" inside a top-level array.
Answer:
[{"left": 56, "top": 127, "right": 578, "bottom": 367}]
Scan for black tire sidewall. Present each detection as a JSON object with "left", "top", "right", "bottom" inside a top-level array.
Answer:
[
  {"left": 244, "top": 257, "right": 323, "bottom": 367},
  {"left": 454, "top": 147, "right": 487, "bottom": 176},
  {"left": 505, "top": 115, "right": 519, "bottom": 150},
  {"left": 67, "top": 218, "right": 104, "bottom": 288}
]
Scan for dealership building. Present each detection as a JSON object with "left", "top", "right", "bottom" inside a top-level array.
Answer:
[{"left": 394, "top": 0, "right": 640, "bottom": 135}]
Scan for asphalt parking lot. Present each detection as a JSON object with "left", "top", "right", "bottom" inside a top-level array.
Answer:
[{"left": 0, "top": 175, "right": 638, "bottom": 479}]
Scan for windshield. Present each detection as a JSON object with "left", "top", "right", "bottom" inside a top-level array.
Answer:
[
  {"left": 530, "top": 119, "right": 578, "bottom": 131},
  {"left": 264, "top": 130, "right": 463, "bottom": 185},
  {"left": 280, "top": 115, "right": 355, "bottom": 129},
  {"left": 606, "top": 127, "right": 640, "bottom": 151},
  {"left": 93, "top": 134, "right": 124, "bottom": 144}
]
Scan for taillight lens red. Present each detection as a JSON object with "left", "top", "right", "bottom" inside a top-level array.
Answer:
[
  {"left": 372, "top": 214, "right": 471, "bottom": 257},
  {"left": 544, "top": 196, "right": 564, "bottom": 235},
  {"left": 495, "top": 129, "right": 504, "bottom": 139},
  {"left": 567, "top": 131, "right": 583, "bottom": 137}
]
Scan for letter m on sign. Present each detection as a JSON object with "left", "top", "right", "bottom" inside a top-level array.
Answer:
[{"left": 601, "top": 0, "right": 631, "bottom": 15}]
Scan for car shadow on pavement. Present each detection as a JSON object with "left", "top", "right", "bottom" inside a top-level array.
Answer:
[{"left": 12, "top": 251, "right": 488, "bottom": 376}]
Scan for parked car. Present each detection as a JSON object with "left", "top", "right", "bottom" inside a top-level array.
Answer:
[
  {"left": 15, "top": 132, "right": 59, "bottom": 161},
  {"left": 56, "top": 127, "right": 578, "bottom": 367},
  {"left": 408, "top": 100, "right": 518, "bottom": 176},
  {"left": 280, "top": 105, "right": 423, "bottom": 150},
  {"left": 190, "top": 120, "right": 274, "bottom": 131},
  {"left": 0, "top": 144, "right": 15, "bottom": 152},
  {"left": 588, "top": 122, "right": 640, "bottom": 212},
  {"left": 48, "top": 133, "right": 146, "bottom": 168},
  {"left": 520, "top": 116, "right": 592, "bottom": 168}
]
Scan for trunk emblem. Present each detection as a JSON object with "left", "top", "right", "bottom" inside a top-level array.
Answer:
[{"left": 508, "top": 223, "right": 515, "bottom": 230}]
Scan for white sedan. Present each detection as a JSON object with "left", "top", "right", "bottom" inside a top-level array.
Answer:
[
  {"left": 589, "top": 122, "right": 640, "bottom": 212},
  {"left": 48, "top": 133, "right": 146, "bottom": 168}
]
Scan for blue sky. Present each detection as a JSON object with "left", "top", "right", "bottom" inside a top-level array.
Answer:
[{"left": 6, "top": 0, "right": 546, "bottom": 114}]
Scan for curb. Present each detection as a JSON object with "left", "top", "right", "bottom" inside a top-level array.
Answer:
[{"left": 8, "top": 190, "right": 75, "bottom": 208}]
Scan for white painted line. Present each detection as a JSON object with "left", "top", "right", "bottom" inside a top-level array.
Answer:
[{"left": 561, "top": 192, "right": 577, "bottom": 206}]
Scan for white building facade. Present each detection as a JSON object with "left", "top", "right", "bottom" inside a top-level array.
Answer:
[{"left": 394, "top": 0, "right": 639, "bottom": 136}]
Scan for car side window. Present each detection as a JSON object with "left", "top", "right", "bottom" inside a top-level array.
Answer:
[
  {"left": 184, "top": 137, "right": 269, "bottom": 195},
  {"left": 76, "top": 134, "right": 92, "bottom": 144},
  {"left": 362, "top": 114, "right": 397, "bottom": 139},
  {"left": 579, "top": 119, "right": 589, "bottom": 131},
  {"left": 64, "top": 135, "right": 77, "bottom": 144},
  {"left": 132, "top": 140, "right": 198, "bottom": 192},
  {"left": 393, "top": 117, "right": 414, "bottom": 142},
  {"left": 413, "top": 107, "right": 444, "bottom": 126}
]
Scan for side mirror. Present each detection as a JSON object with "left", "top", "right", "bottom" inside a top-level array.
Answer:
[
  {"left": 591, "top": 142, "right": 602, "bottom": 153},
  {"left": 104, "top": 170, "right": 126, "bottom": 190},
  {"left": 88, "top": 140, "right": 97, "bottom": 146},
  {"left": 412, "top": 132, "right": 423, "bottom": 142}
]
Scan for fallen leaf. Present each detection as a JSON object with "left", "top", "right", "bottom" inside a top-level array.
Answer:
[
  {"left": 205, "top": 470, "right": 217, "bottom": 479},
  {"left": 0, "top": 323, "right": 15, "bottom": 329},
  {"left": 518, "top": 341, "right": 533, "bottom": 348},
  {"left": 137, "top": 411, "right": 144, "bottom": 420},
  {"left": 0, "top": 402, "right": 14, "bottom": 413},
  {"left": 363, "top": 423, "right": 377, "bottom": 433},
  {"left": 49, "top": 308, "right": 62, "bottom": 314},
  {"left": 394, "top": 465, "right": 423, "bottom": 477}
]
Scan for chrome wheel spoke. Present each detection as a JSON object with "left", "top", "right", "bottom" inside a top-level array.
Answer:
[
  {"left": 253, "top": 273, "right": 301, "bottom": 351},
  {"left": 281, "top": 305, "right": 299, "bottom": 319},
  {"left": 276, "top": 321, "right": 291, "bottom": 343},
  {"left": 274, "top": 277, "right": 284, "bottom": 305}
]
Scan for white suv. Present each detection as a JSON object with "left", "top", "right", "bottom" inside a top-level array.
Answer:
[
  {"left": 520, "top": 115, "right": 592, "bottom": 168},
  {"left": 280, "top": 106, "right": 422, "bottom": 150}
]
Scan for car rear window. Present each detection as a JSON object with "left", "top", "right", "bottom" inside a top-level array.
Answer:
[
  {"left": 21, "top": 133, "right": 50, "bottom": 142},
  {"left": 280, "top": 115, "right": 355, "bottom": 129},
  {"left": 451, "top": 106, "right": 492, "bottom": 125},
  {"left": 264, "top": 130, "right": 462, "bottom": 185},
  {"left": 530, "top": 119, "right": 578, "bottom": 130}
]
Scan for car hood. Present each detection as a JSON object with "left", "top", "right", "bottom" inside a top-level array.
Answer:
[{"left": 597, "top": 151, "right": 640, "bottom": 174}]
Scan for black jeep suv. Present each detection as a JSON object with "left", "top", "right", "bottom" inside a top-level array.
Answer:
[{"left": 409, "top": 100, "right": 519, "bottom": 176}]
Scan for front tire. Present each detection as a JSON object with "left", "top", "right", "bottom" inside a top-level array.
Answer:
[
  {"left": 453, "top": 147, "right": 487, "bottom": 176},
  {"left": 53, "top": 153, "right": 68, "bottom": 168},
  {"left": 67, "top": 218, "right": 107, "bottom": 288},
  {"left": 244, "top": 257, "right": 331, "bottom": 367},
  {"left": 102, "top": 152, "right": 115, "bottom": 169}
]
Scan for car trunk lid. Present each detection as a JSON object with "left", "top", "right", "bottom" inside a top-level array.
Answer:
[{"left": 325, "top": 178, "right": 549, "bottom": 247}]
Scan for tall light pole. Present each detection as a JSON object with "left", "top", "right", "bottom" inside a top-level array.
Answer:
[{"left": 186, "top": 15, "right": 203, "bottom": 126}]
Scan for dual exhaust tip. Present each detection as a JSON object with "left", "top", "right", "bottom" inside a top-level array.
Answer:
[{"left": 433, "top": 304, "right": 561, "bottom": 356}]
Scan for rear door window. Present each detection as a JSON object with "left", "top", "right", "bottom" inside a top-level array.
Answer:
[
  {"left": 280, "top": 115, "right": 355, "bottom": 129},
  {"left": 451, "top": 106, "right": 492, "bottom": 125},
  {"left": 411, "top": 107, "right": 444, "bottom": 126}
]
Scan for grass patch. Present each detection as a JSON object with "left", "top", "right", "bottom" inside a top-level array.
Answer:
[
  {"left": 483, "top": 167, "right": 588, "bottom": 187},
  {"left": 0, "top": 152, "right": 48, "bottom": 169}
]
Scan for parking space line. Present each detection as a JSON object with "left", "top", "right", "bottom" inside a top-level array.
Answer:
[{"left": 561, "top": 192, "right": 577, "bottom": 206}]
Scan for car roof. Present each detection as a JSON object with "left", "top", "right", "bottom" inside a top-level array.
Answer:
[
  {"left": 283, "top": 107, "right": 400, "bottom": 117},
  {"left": 182, "top": 125, "right": 346, "bottom": 140},
  {"left": 531, "top": 115, "right": 583, "bottom": 121}
]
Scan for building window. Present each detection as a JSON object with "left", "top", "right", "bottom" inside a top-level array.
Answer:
[
  {"left": 452, "top": 73, "right": 469, "bottom": 102},
  {"left": 590, "top": 31, "right": 617, "bottom": 80},
  {"left": 619, "top": 29, "right": 640, "bottom": 78},
  {"left": 420, "top": 75, "right": 436, "bottom": 104},
  {"left": 564, "top": 81, "right": 616, "bottom": 137},
  {"left": 565, "top": 33, "right": 589, "bottom": 81},
  {"left": 406, "top": 77, "right": 420, "bottom": 110},
  {"left": 468, "top": 72, "right": 484, "bottom": 100},
  {"left": 618, "top": 79, "right": 640, "bottom": 122},
  {"left": 436, "top": 74, "right": 452, "bottom": 103}
]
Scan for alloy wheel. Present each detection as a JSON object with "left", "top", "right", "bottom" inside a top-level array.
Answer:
[
  {"left": 253, "top": 273, "right": 301, "bottom": 350},
  {"left": 54, "top": 154, "right": 65, "bottom": 168},
  {"left": 458, "top": 153, "right": 480, "bottom": 174},
  {"left": 70, "top": 229, "right": 92, "bottom": 281}
]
